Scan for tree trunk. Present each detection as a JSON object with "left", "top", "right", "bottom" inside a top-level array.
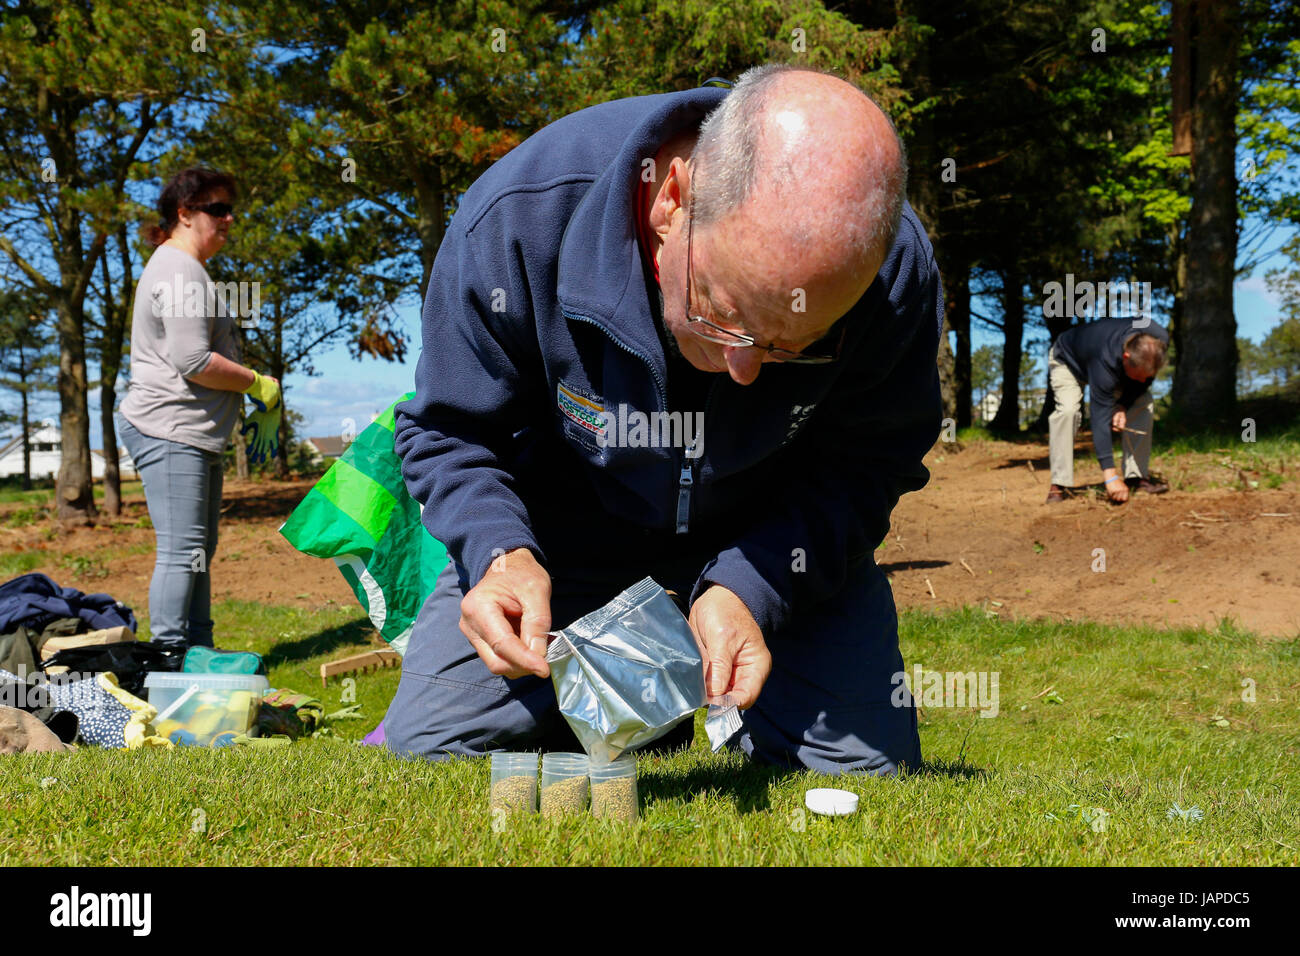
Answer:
[
  {"left": 235, "top": 404, "right": 249, "bottom": 480},
  {"left": 413, "top": 164, "right": 446, "bottom": 302},
  {"left": 274, "top": 391, "right": 290, "bottom": 480},
  {"left": 55, "top": 298, "right": 97, "bottom": 523},
  {"left": 898, "top": 0, "right": 954, "bottom": 419},
  {"left": 1167, "top": 221, "right": 1186, "bottom": 380},
  {"left": 271, "top": 298, "right": 289, "bottom": 480},
  {"left": 97, "top": 227, "right": 132, "bottom": 518},
  {"left": 948, "top": 261, "right": 972, "bottom": 427},
  {"left": 990, "top": 269, "right": 1024, "bottom": 433},
  {"left": 1171, "top": 0, "right": 1239, "bottom": 425},
  {"left": 19, "top": 354, "right": 31, "bottom": 491},
  {"left": 99, "top": 380, "right": 120, "bottom": 516}
]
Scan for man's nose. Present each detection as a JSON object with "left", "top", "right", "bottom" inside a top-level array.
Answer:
[{"left": 724, "top": 346, "right": 763, "bottom": 385}]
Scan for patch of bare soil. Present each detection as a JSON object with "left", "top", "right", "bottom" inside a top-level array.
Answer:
[{"left": 886, "top": 438, "right": 1300, "bottom": 638}]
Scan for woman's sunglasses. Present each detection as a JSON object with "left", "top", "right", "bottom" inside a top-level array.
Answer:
[{"left": 189, "top": 201, "right": 234, "bottom": 219}]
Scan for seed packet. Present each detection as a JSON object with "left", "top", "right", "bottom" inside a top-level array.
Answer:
[
  {"left": 546, "top": 577, "right": 706, "bottom": 763},
  {"left": 705, "top": 694, "right": 743, "bottom": 752}
]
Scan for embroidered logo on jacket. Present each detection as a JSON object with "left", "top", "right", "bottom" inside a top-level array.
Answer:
[{"left": 556, "top": 380, "right": 608, "bottom": 443}]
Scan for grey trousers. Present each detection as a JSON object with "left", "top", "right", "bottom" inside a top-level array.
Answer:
[
  {"left": 384, "top": 555, "right": 923, "bottom": 776},
  {"left": 1047, "top": 346, "right": 1153, "bottom": 487},
  {"left": 116, "top": 412, "right": 222, "bottom": 647}
]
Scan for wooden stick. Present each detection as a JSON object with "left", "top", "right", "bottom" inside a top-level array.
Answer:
[
  {"left": 959, "top": 558, "right": 975, "bottom": 577},
  {"left": 1121, "top": 426, "right": 1148, "bottom": 435},
  {"left": 1026, "top": 460, "right": 1039, "bottom": 481},
  {"left": 320, "top": 649, "right": 401, "bottom": 688},
  {"left": 925, "top": 577, "right": 936, "bottom": 599}
]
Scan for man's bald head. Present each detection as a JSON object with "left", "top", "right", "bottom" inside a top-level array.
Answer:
[{"left": 691, "top": 65, "right": 907, "bottom": 312}]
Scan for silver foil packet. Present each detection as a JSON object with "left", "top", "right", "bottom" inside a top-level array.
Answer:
[
  {"left": 546, "top": 577, "right": 707, "bottom": 763},
  {"left": 705, "top": 695, "right": 743, "bottom": 752}
]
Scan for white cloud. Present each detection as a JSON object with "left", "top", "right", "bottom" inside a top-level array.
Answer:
[{"left": 1234, "top": 274, "right": 1281, "bottom": 306}]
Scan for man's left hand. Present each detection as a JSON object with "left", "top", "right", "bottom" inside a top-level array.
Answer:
[
  {"left": 688, "top": 585, "right": 773, "bottom": 710},
  {"left": 1111, "top": 408, "right": 1127, "bottom": 432}
]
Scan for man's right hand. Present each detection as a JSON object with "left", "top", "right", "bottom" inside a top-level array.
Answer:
[
  {"left": 459, "top": 547, "right": 552, "bottom": 679},
  {"left": 1103, "top": 469, "right": 1129, "bottom": 503}
]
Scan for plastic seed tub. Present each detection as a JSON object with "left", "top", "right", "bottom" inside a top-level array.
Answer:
[{"left": 143, "top": 672, "right": 269, "bottom": 747}]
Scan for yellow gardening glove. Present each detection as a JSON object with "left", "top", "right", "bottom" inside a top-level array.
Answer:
[
  {"left": 242, "top": 406, "right": 280, "bottom": 464},
  {"left": 241, "top": 371, "right": 281, "bottom": 412}
]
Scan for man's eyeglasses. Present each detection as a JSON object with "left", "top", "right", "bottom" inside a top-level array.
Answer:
[
  {"left": 189, "top": 201, "right": 235, "bottom": 219},
  {"left": 684, "top": 194, "right": 844, "bottom": 365}
]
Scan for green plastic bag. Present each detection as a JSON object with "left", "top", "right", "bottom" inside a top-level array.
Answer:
[{"left": 278, "top": 394, "right": 448, "bottom": 655}]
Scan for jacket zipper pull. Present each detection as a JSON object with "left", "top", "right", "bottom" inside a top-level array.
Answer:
[{"left": 675, "top": 447, "right": 696, "bottom": 534}]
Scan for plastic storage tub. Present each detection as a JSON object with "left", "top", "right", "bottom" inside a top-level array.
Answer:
[
  {"left": 489, "top": 752, "right": 539, "bottom": 815},
  {"left": 540, "top": 752, "right": 590, "bottom": 818},
  {"left": 143, "top": 672, "right": 269, "bottom": 747},
  {"left": 589, "top": 754, "right": 638, "bottom": 820}
]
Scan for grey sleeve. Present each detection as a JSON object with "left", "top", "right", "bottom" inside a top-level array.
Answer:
[{"left": 160, "top": 258, "right": 217, "bottom": 378}]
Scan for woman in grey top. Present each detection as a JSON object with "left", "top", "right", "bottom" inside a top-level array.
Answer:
[{"left": 116, "top": 167, "right": 280, "bottom": 648}]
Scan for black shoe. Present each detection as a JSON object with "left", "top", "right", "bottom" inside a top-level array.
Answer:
[{"left": 1127, "top": 476, "right": 1169, "bottom": 494}]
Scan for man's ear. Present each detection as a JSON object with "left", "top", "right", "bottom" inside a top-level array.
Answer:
[{"left": 651, "top": 157, "right": 688, "bottom": 244}]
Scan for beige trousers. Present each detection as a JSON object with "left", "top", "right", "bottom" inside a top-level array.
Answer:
[{"left": 1047, "top": 345, "right": 1152, "bottom": 487}]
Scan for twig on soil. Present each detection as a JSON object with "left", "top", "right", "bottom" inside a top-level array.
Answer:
[
  {"left": 1026, "top": 460, "right": 1039, "bottom": 481},
  {"left": 925, "top": 577, "right": 936, "bottom": 599},
  {"left": 1260, "top": 513, "right": 1292, "bottom": 518},
  {"left": 1015, "top": 684, "right": 1056, "bottom": 707},
  {"left": 959, "top": 558, "right": 975, "bottom": 576},
  {"left": 1189, "top": 511, "right": 1229, "bottom": 522}
]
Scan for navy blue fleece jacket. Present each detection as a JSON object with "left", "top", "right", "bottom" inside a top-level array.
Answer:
[
  {"left": 1053, "top": 317, "right": 1169, "bottom": 470},
  {"left": 394, "top": 86, "right": 944, "bottom": 638}
]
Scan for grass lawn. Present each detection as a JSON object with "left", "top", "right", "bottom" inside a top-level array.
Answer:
[{"left": 0, "top": 601, "right": 1295, "bottom": 866}]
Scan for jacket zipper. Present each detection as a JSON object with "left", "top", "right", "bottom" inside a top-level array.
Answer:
[
  {"left": 561, "top": 310, "right": 667, "bottom": 409},
  {"left": 676, "top": 376, "right": 720, "bottom": 534},
  {"left": 562, "top": 309, "right": 725, "bottom": 536}
]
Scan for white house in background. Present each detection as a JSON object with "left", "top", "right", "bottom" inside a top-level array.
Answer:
[
  {"left": 975, "top": 388, "right": 1052, "bottom": 427},
  {"left": 303, "top": 435, "right": 347, "bottom": 465},
  {"left": 976, "top": 391, "right": 1001, "bottom": 423},
  {"left": 0, "top": 422, "right": 137, "bottom": 481}
]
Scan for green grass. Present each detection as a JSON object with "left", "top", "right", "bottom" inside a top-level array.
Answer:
[
  {"left": 0, "top": 540, "right": 156, "bottom": 581},
  {"left": 0, "top": 551, "right": 46, "bottom": 578},
  {"left": 0, "top": 480, "right": 143, "bottom": 509},
  {"left": 0, "top": 484, "right": 54, "bottom": 506},
  {"left": 1, "top": 603, "right": 1296, "bottom": 865}
]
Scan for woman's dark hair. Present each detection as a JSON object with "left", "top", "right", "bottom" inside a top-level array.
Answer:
[{"left": 142, "top": 166, "right": 238, "bottom": 247}]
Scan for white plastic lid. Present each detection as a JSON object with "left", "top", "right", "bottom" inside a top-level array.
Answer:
[
  {"left": 143, "top": 671, "right": 268, "bottom": 691},
  {"left": 805, "top": 788, "right": 859, "bottom": 817}
]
